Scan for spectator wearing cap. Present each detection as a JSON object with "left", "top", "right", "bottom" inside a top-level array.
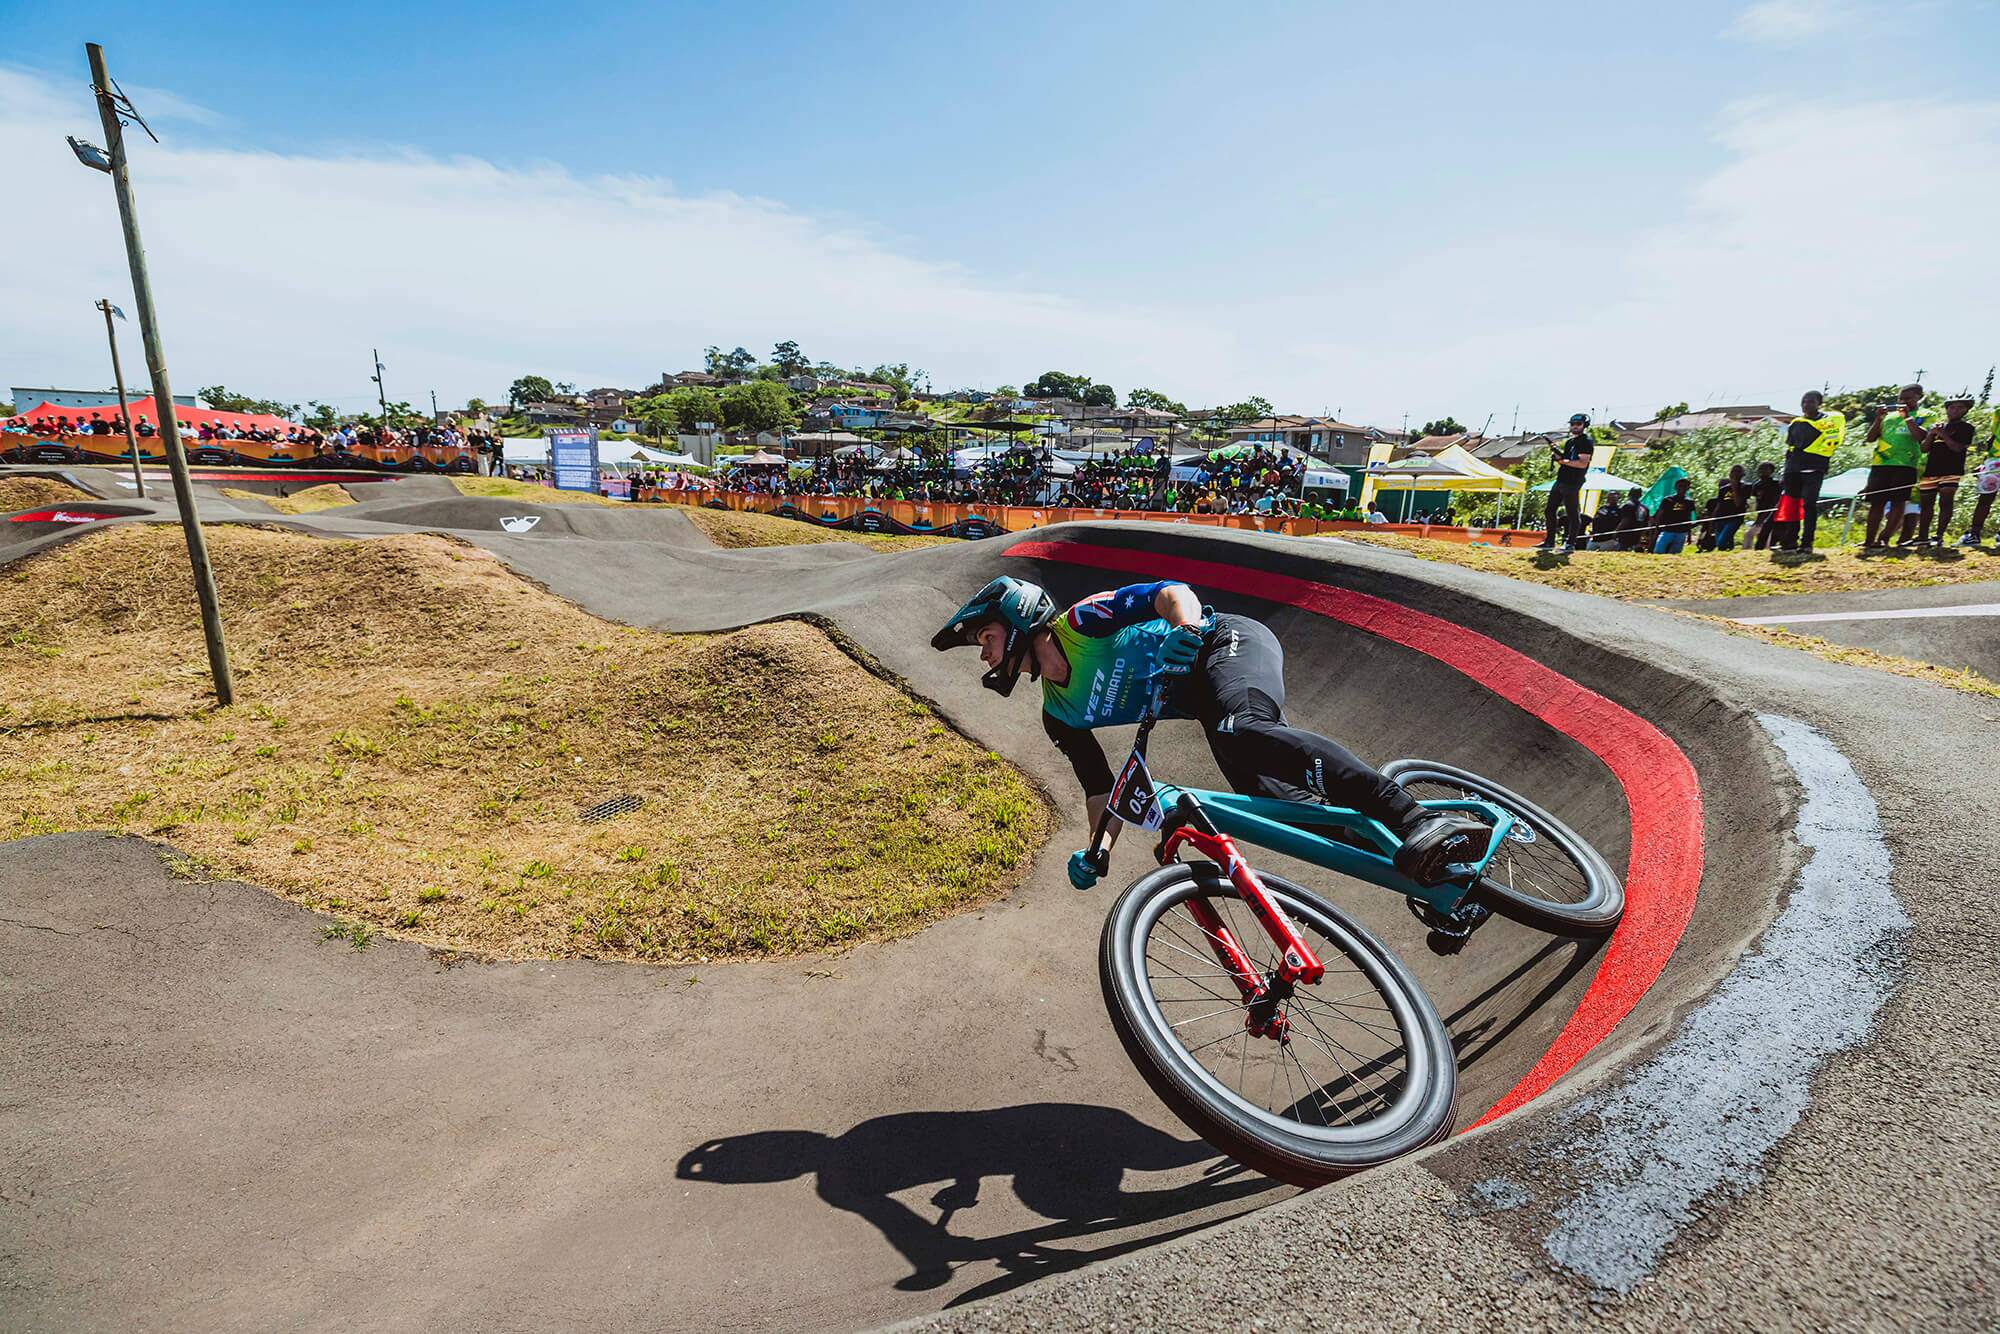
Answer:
[
  {"left": 1915, "top": 393, "right": 1975, "bottom": 546},
  {"left": 1539, "top": 413, "right": 1594, "bottom": 553}
]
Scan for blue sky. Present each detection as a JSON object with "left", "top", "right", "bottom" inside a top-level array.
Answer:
[{"left": 4, "top": 0, "right": 1997, "bottom": 423}]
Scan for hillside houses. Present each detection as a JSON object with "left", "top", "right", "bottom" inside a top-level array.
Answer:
[{"left": 1224, "top": 416, "right": 1386, "bottom": 466}]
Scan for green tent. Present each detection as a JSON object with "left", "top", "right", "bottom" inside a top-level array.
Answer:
[{"left": 1641, "top": 466, "right": 1688, "bottom": 515}]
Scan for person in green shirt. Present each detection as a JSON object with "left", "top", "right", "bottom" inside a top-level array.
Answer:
[{"left": 1862, "top": 383, "right": 1930, "bottom": 549}]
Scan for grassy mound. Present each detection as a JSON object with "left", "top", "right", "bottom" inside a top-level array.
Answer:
[
  {"left": 451, "top": 476, "right": 625, "bottom": 507},
  {"left": 0, "top": 526, "right": 1049, "bottom": 962},
  {"left": 218, "top": 483, "right": 356, "bottom": 515},
  {"left": 685, "top": 505, "right": 957, "bottom": 553},
  {"left": 0, "top": 477, "right": 95, "bottom": 511},
  {"left": 1341, "top": 533, "right": 2000, "bottom": 697},
  {"left": 1341, "top": 533, "right": 2000, "bottom": 601}
]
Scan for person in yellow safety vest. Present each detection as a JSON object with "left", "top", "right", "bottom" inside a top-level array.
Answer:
[{"left": 1780, "top": 388, "right": 1846, "bottom": 552}]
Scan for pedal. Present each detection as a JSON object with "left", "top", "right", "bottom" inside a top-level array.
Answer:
[{"left": 1408, "top": 896, "right": 1491, "bottom": 956}]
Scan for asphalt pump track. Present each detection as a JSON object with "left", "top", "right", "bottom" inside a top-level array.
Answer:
[{"left": 3, "top": 491, "right": 1994, "bottom": 1330}]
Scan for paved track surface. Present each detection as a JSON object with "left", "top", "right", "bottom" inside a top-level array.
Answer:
[
  {"left": 1661, "top": 576, "right": 2000, "bottom": 679},
  {"left": 4, "top": 495, "right": 1995, "bottom": 1330}
]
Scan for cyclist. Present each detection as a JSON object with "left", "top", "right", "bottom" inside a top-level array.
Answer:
[{"left": 932, "top": 576, "right": 1488, "bottom": 890}]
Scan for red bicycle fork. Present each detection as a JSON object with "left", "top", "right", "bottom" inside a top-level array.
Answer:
[{"left": 1160, "top": 825, "right": 1325, "bottom": 1043}]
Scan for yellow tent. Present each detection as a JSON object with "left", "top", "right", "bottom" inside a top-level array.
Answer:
[{"left": 1358, "top": 442, "right": 1526, "bottom": 516}]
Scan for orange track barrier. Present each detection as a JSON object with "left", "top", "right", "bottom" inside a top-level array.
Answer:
[{"left": 3, "top": 432, "right": 472, "bottom": 471}]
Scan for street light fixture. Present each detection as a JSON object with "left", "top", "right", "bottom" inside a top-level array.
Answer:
[{"left": 67, "top": 136, "right": 112, "bottom": 172}]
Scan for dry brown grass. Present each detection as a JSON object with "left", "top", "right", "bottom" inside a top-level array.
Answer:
[
  {"left": 1668, "top": 610, "right": 2000, "bottom": 699},
  {"left": 1337, "top": 532, "right": 2000, "bottom": 698},
  {"left": 1340, "top": 532, "right": 2000, "bottom": 600},
  {"left": 451, "top": 476, "right": 626, "bottom": 507},
  {"left": 0, "top": 477, "right": 95, "bottom": 511},
  {"left": 684, "top": 505, "right": 958, "bottom": 553},
  {"left": 1, "top": 525, "right": 1049, "bottom": 962},
  {"left": 218, "top": 483, "right": 356, "bottom": 515}
]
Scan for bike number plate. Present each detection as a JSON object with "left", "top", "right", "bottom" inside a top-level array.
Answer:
[{"left": 1110, "top": 750, "right": 1165, "bottom": 831}]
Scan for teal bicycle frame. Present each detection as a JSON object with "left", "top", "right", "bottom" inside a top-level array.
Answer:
[
  {"left": 1094, "top": 682, "right": 1518, "bottom": 919},
  {"left": 1143, "top": 783, "right": 1517, "bottom": 917}
]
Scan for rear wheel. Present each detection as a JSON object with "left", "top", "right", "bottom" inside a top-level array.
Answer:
[
  {"left": 1383, "top": 759, "right": 1623, "bottom": 932},
  {"left": 1100, "top": 863, "right": 1456, "bottom": 1186}
]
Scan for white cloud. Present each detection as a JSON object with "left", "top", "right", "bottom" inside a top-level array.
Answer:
[
  {"left": 1727, "top": 0, "right": 1864, "bottom": 44},
  {"left": 2, "top": 66, "right": 1995, "bottom": 429},
  {"left": 0, "top": 66, "right": 1228, "bottom": 415}
]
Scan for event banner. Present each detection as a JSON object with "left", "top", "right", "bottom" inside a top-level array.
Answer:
[{"left": 548, "top": 428, "right": 599, "bottom": 493}]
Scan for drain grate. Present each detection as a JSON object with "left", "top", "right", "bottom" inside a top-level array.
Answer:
[{"left": 580, "top": 793, "right": 644, "bottom": 824}]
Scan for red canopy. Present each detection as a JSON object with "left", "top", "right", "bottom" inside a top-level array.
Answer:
[{"left": 5, "top": 395, "right": 300, "bottom": 433}]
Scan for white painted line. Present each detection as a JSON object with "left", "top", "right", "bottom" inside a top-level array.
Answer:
[
  {"left": 1535, "top": 714, "right": 1906, "bottom": 1292},
  {"left": 1735, "top": 603, "right": 2000, "bottom": 626}
]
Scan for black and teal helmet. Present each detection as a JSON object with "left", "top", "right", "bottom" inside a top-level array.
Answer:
[{"left": 931, "top": 576, "right": 1057, "bottom": 696}]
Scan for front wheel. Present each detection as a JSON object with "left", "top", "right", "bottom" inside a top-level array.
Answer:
[
  {"left": 1100, "top": 863, "right": 1457, "bottom": 1186},
  {"left": 1383, "top": 759, "right": 1624, "bottom": 933}
]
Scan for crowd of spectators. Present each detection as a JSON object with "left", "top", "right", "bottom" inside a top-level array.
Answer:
[
  {"left": 3, "top": 408, "right": 501, "bottom": 469},
  {"left": 1547, "top": 386, "right": 1998, "bottom": 555},
  {"left": 654, "top": 443, "right": 1361, "bottom": 519}
]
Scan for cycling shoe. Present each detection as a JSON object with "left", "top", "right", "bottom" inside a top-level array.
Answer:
[{"left": 1392, "top": 813, "right": 1487, "bottom": 886}]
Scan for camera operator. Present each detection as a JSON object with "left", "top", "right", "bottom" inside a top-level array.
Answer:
[{"left": 1538, "top": 412, "right": 1594, "bottom": 553}]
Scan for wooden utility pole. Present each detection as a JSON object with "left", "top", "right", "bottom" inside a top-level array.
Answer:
[
  {"left": 95, "top": 298, "right": 144, "bottom": 496},
  {"left": 372, "top": 349, "right": 391, "bottom": 425},
  {"left": 86, "top": 42, "right": 234, "bottom": 705}
]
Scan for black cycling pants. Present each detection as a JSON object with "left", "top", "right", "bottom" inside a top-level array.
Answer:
[
  {"left": 1544, "top": 483, "right": 1584, "bottom": 548},
  {"left": 1185, "top": 615, "right": 1423, "bottom": 832}
]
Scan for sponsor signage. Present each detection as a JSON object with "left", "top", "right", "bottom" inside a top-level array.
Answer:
[
  {"left": 7, "top": 508, "right": 112, "bottom": 524},
  {"left": 1110, "top": 751, "right": 1165, "bottom": 830},
  {"left": 548, "top": 427, "right": 599, "bottom": 493}
]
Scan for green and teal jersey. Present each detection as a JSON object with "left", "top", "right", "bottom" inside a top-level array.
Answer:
[
  {"left": 1872, "top": 409, "right": 1928, "bottom": 469},
  {"left": 1041, "top": 581, "right": 1188, "bottom": 729}
]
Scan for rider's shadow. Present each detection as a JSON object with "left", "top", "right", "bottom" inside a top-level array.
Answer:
[{"left": 676, "top": 1102, "right": 1272, "bottom": 1299}]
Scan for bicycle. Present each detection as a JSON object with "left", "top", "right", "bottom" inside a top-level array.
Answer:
[{"left": 1081, "top": 689, "right": 1623, "bottom": 1186}]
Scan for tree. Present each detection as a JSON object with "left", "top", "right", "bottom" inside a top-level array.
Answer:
[
  {"left": 198, "top": 384, "right": 293, "bottom": 416},
  {"left": 627, "top": 393, "right": 679, "bottom": 438},
  {"left": 1082, "top": 383, "right": 1116, "bottom": 407},
  {"left": 553, "top": 381, "right": 578, "bottom": 397},
  {"left": 1980, "top": 366, "right": 1994, "bottom": 407},
  {"left": 304, "top": 400, "right": 339, "bottom": 430},
  {"left": 665, "top": 387, "right": 725, "bottom": 432},
  {"left": 465, "top": 397, "right": 489, "bottom": 418},
  {"left": 1415, "top": 416, "right": 1467, "bottom": 439},
  {"left": 705, "top": 346, "right": 758, "bottom": 381},
  {"left": 1653, "top": 402, "right": 1690, "bottom": 422},
  {"left": 867, "top": 363, "right": 924, "bottom": 399},
  {"left": 1024, "top": 371, "right": 1094, "bottom": 401},
  {"left": 771, "top": 340, "right": 810, "bottom": 377},
  {"left": 509, "top": 375, "right": 554, "bottom": 409},
  {"left": 1127, "top": 388, "right": 1186, "bottom": 414},
  {"left": 1209, "top": 396, "right": 1275, "bottom": 429},
  {"left": 1824, "top": 383, "right": 1943, "bottom": 423},
  {"left": 721, "top": 380, "right": 800, "bottom": 434}
]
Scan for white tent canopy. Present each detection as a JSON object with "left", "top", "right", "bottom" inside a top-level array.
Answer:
[{"left": 500, "top": 437, "right": 679, "bottom": 469}]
